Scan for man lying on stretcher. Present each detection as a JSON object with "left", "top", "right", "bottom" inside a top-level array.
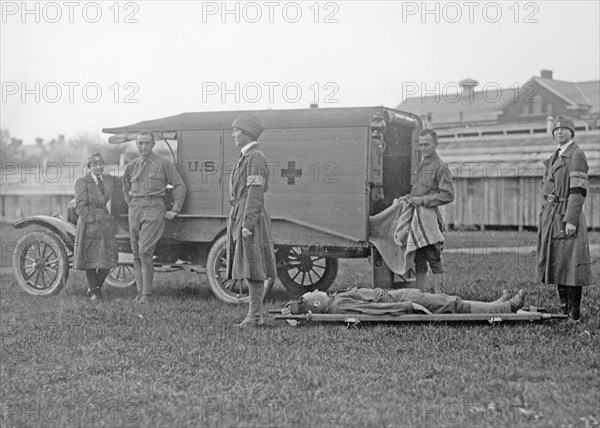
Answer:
[{"left": 285, "top": 288, "right": 525, "bottom": 315}]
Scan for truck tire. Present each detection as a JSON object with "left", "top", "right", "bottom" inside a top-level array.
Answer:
[
  {"left": 13, "top": 230, "right": 69, "bottom": 296},
  {"left": 206, "top": 235, "right": 250, "bottom": 304},
  {"left": 104, "top": 253, "right": 136, "bottom": 288},
  {"left": 277, "top": 246, "right": 338, "bottom": 298}
]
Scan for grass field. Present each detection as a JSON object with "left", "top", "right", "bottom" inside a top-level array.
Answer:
[{"left": 1, "top": 225, "right": 599, "bottom": 427}]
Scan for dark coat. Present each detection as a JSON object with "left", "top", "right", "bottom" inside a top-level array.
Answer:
[
  {"left": 227, "top": 144, "right": 277, "bottom": 281},
  {"left": 537, "top": 142, "right": 591, "bottom": 286},
  {"left": 73, "top": 173, "right": 118, "bottom": 270}
]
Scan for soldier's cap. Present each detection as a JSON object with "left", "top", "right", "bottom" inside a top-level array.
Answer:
[
  {"left": 232, "top": 113, "right": 265, "bottom": 140},
  {"left": 87, "top": 152, "right": 105, "bottom": 167},
  {"left": 552, "top": 115, "right": 575, "bottom": 137}
]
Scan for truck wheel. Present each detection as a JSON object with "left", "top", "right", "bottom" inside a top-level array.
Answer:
[
  {"left": 105, "top": 253, "right": 135, "bottom": 288},
  {"left": 206, "top": 235, "right": 250, "bottom": 304},
  {"left": 12, "top": 230, "right": 69, "bottom": 296},
  {"left": 277, "top": 247, "right": 338, "bottom": 298}
]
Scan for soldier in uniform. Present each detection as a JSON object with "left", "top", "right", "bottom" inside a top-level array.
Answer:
[
  {"left": 286, "top": 287, "right": 525, "bottom": 316},
  {"left": 537, "top": 116, "right": 591, "bottom": 322},
  {"left": 123, "top": 131, "right": 187, "bottom": 303},
  {"left": 74, "top": 153, "right": 118, "bottom": 300},
  {"left": 399, "top": 129, "right": 454, "bottom": 294},
  {"left": 227, "top": 114, "right": 277, "bottom": 328}
]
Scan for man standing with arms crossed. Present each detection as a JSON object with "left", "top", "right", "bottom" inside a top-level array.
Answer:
[
  {"left": 400, "top": 129, "right": 454, "bottom": 294},
  {"left": 123, "top": 131, "right": 187, "bottom": 303}
]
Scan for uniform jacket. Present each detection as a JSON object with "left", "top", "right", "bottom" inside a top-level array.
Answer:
[
  {"left": 537, "top": 142, "right": 591, "bottom": 286},
  {"left": 407, "top": 153, "right": 454, "bottom": 231},
  {"left": 73, "top": 173, "right": 118, "bottom": 270},
  {"left": 326, "top": 288, "right": 470, "bottom": 315},
  {"left": 227, "top": 144, "right": 277, "bottom": 281},
  {"left": 123, "top": 152, "right": 187, "bottom": 212}
]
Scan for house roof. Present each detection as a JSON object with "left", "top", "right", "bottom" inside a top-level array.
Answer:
[
  {"left": 437, "top": 130, "right": 600, "bottom": 178},
  {"left": 396, "top": 87, "right": 509, "bottom": 126},
  {"left": 397, "top": 75, "right": 600, "bottom": 127},
  {"left": 534, "top": 77, "right": 594, "bottom": 109},
  {"left": 570, "top": 80, "right": 600, "bottom": 112}
]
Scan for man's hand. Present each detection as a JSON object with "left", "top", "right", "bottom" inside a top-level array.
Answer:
[
  {"left": 164, "top": 210, "right": 178, "bottom": 220},
  {"left": 411, "top": 302, "right": 432, "bottom": 314},
  {"left": 407, "top": 196, "right": 424, "bottom": 207},
  {"left": 565, "top": 222, "right": 577, "bottom": 236},
  {"left": 242, "top": 227, "right": 253, "bottom": 239}
]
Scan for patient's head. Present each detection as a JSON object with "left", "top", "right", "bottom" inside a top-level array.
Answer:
[{"left": 300, "top": 290, "right": 331, "bottom": 314}]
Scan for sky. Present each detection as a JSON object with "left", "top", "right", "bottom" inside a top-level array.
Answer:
[{"left": 1, "top": 0, "right": 599, "bottom": 144}]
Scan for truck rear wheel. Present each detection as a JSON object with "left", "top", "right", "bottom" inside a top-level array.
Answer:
[
  {"left": 206, "top": 235, "right": 250, "bottom": 304},
  {"left": 277, "top": 247, "right": 338, "bottom": 298},
  {"left": 13, "top": 230, "right": 69, "bottom": 296},
  {"left": 105, "top": 253, "right": 136, "bottom": 288}
]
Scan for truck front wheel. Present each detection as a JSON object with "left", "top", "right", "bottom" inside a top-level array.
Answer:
[
  {"left": 12, "top": 230, "right": 69, "bottom": 296},
  {"left": 277, "top": 247, "right": 338, "bottom": 298}
]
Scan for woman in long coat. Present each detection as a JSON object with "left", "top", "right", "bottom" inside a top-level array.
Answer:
[
  {"left": 537, "top": 116, "right": 591, "bottom": 321},
  {"left": 227, "top": 114, "right": 277, "bottom": 328},
  {"left": 74, "top": 153, "right": 118, "bottom": 300}
]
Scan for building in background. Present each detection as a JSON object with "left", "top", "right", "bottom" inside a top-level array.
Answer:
[{"left": 397, "top": 70, "right": 599, "bottom": 230}]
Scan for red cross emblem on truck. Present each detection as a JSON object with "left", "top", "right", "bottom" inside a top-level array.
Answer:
[{"left": 281, "top": 161, "right": 302, "bottom": 185}]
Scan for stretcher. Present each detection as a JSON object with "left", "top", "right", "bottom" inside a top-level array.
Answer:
[{"left": 271, "top": 307, "right": 567, "bottom": 326}]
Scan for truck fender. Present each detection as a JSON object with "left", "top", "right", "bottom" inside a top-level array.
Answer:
[{"left": 13, "top": 216, "right": 77, "bottom": 251}]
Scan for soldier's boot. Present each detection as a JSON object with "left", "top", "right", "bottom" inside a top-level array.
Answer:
[
  {"left": 133, "top": 260, "right": 143, "bottom": 302},
  {"left": 557, "top": 285, "right": 569, "bottom": 315},
  {"left": 415, "top": 272, "right": 428, "bottom": 292},
  {"left": 508, "top": 289, "right": 526, "bottom": 312},
  {"left": 468, "top": 289, "right": 525, "bottom": 314},
  {"left": 431, "top": 273, "right": 445, "bottom": 294},
  {"left": 139, "top": 254, "right": 154, "bottom": 303},
  {"left": 239, "top": 280, "right": 265, "bottom": 329},
  {"left": 568, "top": 287, "right": 582, "bottom": 322}
]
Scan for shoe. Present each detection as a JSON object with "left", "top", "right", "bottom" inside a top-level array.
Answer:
[
  {"left": 238, "top": 317, "right": 264, "bottom": 329},
  {"left": 509, "top": 289, "right": 525, "bottom": 312},
  {"left": 87, "top": 288, "right": 103, "bottom": 301},
  {"left": 493, "top": 289, "right": 509, "bottom": 304},
  {"left": 137, "top": 294, "right": 153, "bottom": 304},
  {"left": 133, "top": 293, "right": 142, "bottom": 302}
]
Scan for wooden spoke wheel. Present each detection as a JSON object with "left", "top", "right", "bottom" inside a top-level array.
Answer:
[
  {"left": 12, "top": 231, "right": 69, "bottom": 296},
  {"left": 276, "top": 246, "right": 338, "bottom": 298}
]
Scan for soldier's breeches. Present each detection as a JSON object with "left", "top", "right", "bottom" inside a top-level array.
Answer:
[
  {"left": 129, "top": 198, "right": 165, "bottom": 295},
  {"left": 388, "top": 289, "right": 471, "bottom": 313}
]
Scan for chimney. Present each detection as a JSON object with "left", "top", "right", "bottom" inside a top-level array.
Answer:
[
  {"left": 541, "top": 69, "right": 553, "bottom": 79},
  {"left": 459, "top": 78, "right": 478, "bottom": 100},
  {"left": 546, "top": 115, "right": 554, "bottom": 134}
]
